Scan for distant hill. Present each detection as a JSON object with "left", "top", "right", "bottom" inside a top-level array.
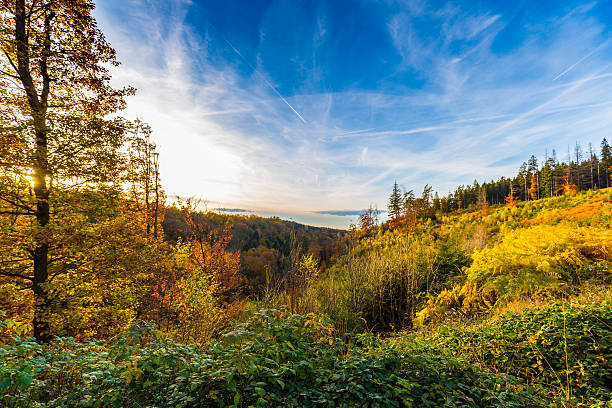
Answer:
[{"left": 162, "top": 208, "right": 346, "bottom": 295}]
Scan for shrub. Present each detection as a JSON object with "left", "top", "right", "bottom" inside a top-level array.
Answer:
[
  {"left": 0, "top": 311, "right": 545, "bottom": 407},
  {"left": 409, "top": 301, "right": 612, "bottom": 404},
  {"left": 417, "top": 224, "right": 612, "bottom": 324}
]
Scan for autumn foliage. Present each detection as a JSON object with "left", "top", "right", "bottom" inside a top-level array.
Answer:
[{"left": 148, "top": 204, "right": 243, "bottom": 342}]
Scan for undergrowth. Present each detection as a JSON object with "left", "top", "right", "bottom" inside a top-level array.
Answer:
[{"left": 1, "top": 310, "right": 545, "bottom": 408}]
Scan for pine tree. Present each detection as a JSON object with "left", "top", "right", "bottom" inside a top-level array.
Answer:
[
  {"left": 388, "top": 181, "right": 403, "bottom": 220},
  {"left": 540, "top": 157, "right": 555, "bottom": 198},
  {"left": 527, "top": 155, "right": 539, "bottom": 199},
  {"left": 601, "top": 138, "right": 611, "bottom": 188},
  {"left": 518, "top": 162, "right": 528, "bottom": 201},
  {"left": 433, "top": 192, "right": 441, "bottom": 213}
]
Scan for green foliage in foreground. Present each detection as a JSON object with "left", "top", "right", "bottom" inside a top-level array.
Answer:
[
  {"left": 1, "top": 311, "right": 543, "bottom": 408},
  {"left": 401, "top": 301, "right": 612, "bottom": 406}
]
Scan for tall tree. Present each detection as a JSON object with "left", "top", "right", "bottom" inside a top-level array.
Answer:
[
  {"left": 0, "top": 0, "right": 133, "bottom": 341},
  {"left": 602, "top": 138, "right": 611, "bottom": 188},
  {"left": 587, "top": 143, "right": 595, "bottom": 189},
  {"left": 518, "top": 162, "right": 528, "bottom": 201},
  {"left": 127, "top": 120, "right": 165, "bottom": 240},
  {"left": 540, "top": 157, "right": 555, "bottom": 198},
  {"left": 387, "top": 181, "right": 402, "bottom": 221},
  {"left": 527, "top": 155, "right": 539, "bottom": 199}
]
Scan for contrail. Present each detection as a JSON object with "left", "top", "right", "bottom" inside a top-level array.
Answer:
[
  {"left": 208, "top": 23, "right": 307, "bottom": 123},
  {"left": 553, "top": 41, "right": 609, "bottom": 81}
]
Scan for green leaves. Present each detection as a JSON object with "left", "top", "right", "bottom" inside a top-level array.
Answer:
[
  {"left": 0, "top": 310, "right": 550, "bottom": 407},
  {"left": 410, "top": 301, "right": 612, "bottom": 405}
]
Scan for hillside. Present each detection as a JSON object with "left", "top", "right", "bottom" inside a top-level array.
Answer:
[
  {"left": 3, "top": 298, "right": 610, "bottom": 407},
  {"left": 162, "top": 208, "right": 346, "bottom": 295},
  {"left": 3, "top": 187, "right": 610, "bottom": 407},
  {"left": 303, "top": 188, "right": 611, "bottom": 332},
  {"left": 2, "top": 190, "right": 611, "bottom": 407}
]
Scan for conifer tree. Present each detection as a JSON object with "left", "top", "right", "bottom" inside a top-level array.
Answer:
[
  {"left": 602, "top": 138, "right": 611, "bottom": 188},
  {"left": 387, "top": 181, "right": 403, "bottom": 220},
  {"left": 540, "top": 157, "right": 555, "bottom": 198},
  {"left": 518, "top": 162, "right": 528, "bottom": 200},
  {"left": 527, "top": 155, "right": 539, "bottom": 199}
]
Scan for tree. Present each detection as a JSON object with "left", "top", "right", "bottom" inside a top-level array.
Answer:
[
  {"left": 358, "top": 204, "right": 379, "bottom": 232},
  {"left": 505, "top": 183, "right": 518, "bottom": 208},
  {"left": 477, "top": 187, "right": 490, "bottom": 216},
  {"left": 527, "top": 174, "right": 538, "bottom": 201},
  {"left": 152, "top": 203, "right": 242, "bottom": 342},
  {"left": 127, "top": 120, "right": 165, "bottom": 240},
  {"left": 602, "top": 138, "right": 611, "bottom": 188},
  {"left": 540, "top": 157, "right": 555, "bottom": 198},
  {"left": 0, "top": 0, "right": 133, "bottom": 341},
  {"left": 527, "top": 155, "right": 539, "bottom": 199},
  {"left": 387, "top": 181, "right": 402, "bottom": 220},
  {"left": 432, "top": 192, "right": 441, "bottom": 213},
  {"left": 574, "top": 142, "right": 583, "bottom": 190},
  {"left": 518, "top": 162, "right": 528, "bottom": 201},
  {"left": 588, "top": 143, "right": 595, "bottom": 189}
]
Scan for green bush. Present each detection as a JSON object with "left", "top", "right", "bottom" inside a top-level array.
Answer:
[
  {"left": 406, "top": 301, "right": 612, "bottom": 405},
  {"left": 1, "top": 310, "right": 544, "bottom": 407}
]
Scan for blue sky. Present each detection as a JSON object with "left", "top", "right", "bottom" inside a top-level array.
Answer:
[{"left": 95, "top": 0, "right": 612, "bottom": 228}]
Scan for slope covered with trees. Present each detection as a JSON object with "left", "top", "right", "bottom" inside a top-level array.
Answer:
[
  {"left": 434, "top": 139, "right": 612, "bottom": 211},
  {"left": 162, "top": 208, "right": 345, "bottom": 295}
]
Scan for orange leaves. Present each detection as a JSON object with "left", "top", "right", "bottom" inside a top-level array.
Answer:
[
  {"left": 528, "top": 174, "right": 538, "bottom": 200},
  {"left": 524, "top": 195, "right": 611, "bottom": 226},
  {"left": 505, "top": 192, "right": 518, "bottom": 208},
  {"left": 149, "top": 206, "right": 244, "bottom": 342},
  {"left": 556, "top": 174, "right": 578, "bottom": 196},
  {"left": 182, "top": 209, "right": 241, "bottom": 299}
]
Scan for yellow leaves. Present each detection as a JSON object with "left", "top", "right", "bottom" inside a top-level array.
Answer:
[
  {"left": 536, "top": 260, "right": 551, "bottom": 274},
  {"left": 122, "top": 361, "right": 143, "bottom": 385},
  {"left": 418, "top": 222, "right": 612, "bottom": 325}
]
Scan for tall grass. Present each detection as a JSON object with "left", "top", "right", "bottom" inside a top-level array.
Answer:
[{"left": 301, "top": 233, "right": 450, "bottom": 332}]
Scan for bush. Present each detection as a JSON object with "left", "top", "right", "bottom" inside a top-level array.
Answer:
[
  {"left": 417, "top": 224, "right": 612, "bottom": 323},
  {"left": 307, "top": 231, "right": 463, "bottom": 333},
  {"left": 408, "top": 301, "right": 612, "bottom": 405},
  {"left": 1, "top": 311, "right": 545, "bottom": 407}
]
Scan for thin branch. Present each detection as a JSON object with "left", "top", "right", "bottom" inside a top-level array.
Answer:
[
  {"left": 0, "top": 258, "right": 30, "bottom": 264},
  {"left": 0, "top": 270, "right": 33, "bottom": 281},
  {"left": 0, "top": 210, "right": 35, "bottom": 216},
  {"left": 2, "top": 50, "right": 19, "bottom": 73}
]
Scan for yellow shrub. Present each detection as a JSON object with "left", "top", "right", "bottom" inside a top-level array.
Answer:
[{"left": 416, "top": 224, "right": 612, "bottom": 325}]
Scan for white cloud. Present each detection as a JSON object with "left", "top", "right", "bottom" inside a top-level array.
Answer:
[{"left": 94, "top": 0, "right": 612, "bottom": 227}]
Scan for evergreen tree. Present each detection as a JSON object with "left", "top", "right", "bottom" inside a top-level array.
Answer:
[
  {"left": 518, "top": 162, "right": 528, "bottom": 200},
  {"left": 387, "top": 181, "right": 403, "bottom": 220},
  {"left": 527, "top": 155, "right": 539, "bottom": 199},
  {"left": 540, "top": 157, "right": 555, "bottom": 198},
  {"left": 602, "top": 138, "right": 611, "bottom": 188},
  {"left": 433, "top": 192, "right": 441, "bottom": 213}
]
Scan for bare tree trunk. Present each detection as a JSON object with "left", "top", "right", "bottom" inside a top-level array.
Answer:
[
  {"left": 597, "top": 162, "right": 600, "bottom": 189},
  {"left": 153, "top": 152, "right": 160, "bottom": 240}
]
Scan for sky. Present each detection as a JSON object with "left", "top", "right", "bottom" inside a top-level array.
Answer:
[{"left": 94, "top": 0, "right": 612, "bottom": 228}]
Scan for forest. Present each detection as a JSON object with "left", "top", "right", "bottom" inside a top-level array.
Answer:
[{"left": 0, "top": 1, "right": 611, "bottom": 407}]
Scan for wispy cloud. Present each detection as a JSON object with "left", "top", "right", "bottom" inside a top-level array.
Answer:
[
  {"left": 552, "top": 40, "right": 610, "bottom": 81},
  {"left": 215, "top": 208, "right": 253, "bottom": 213},
  {"left": 314, "top": 209, "right": 386, "bottom": 216},
  {"left": 95, "top": 0, "right": 612, "bottom": 227}
]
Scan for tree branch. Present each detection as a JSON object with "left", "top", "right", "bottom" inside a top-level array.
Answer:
[{"left": 0, "top": 270, "right": 33, "bottom": 281}]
